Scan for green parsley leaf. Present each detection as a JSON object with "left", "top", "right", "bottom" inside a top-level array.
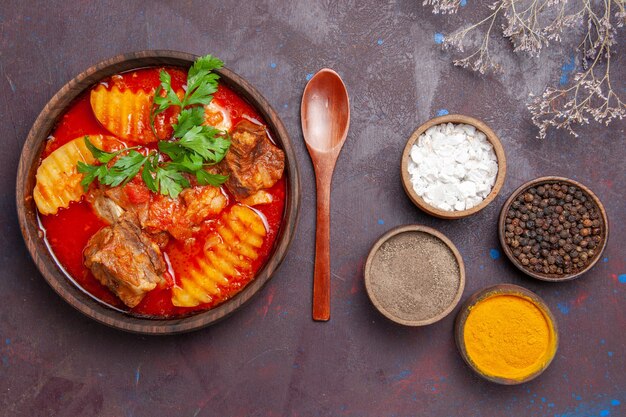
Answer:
[
  {"left": 184, "top": 126, "right": 230, "bottom": 161},
  {"left": 77, "top": 161, "right": 108, "bottom": 191},
  {"left": 84, "top": 136, "right": 117, "bottom": 163},
  {"left": 153, "top": 71, "right": 182, "bottom": 113},
  {"left": 195, "top": 169, "right": 228, "bottom": 187},
  {"left": 188, "top": 54, "right": 224, "bottom": 80},
  {"left": 167, "top": 152, "right": 205, "bottom": 173},
  {"left": 173, "top": 107, "right": 205, "bottom": 138},
  {"left": 183, "top": 72, "right": 219, "bottom": 107},
  {"left": 156, "top": 166, "right": 189, "bottom": 198},
  {"left": 105, "top": 151, "right": 149, "bottom": 187},
  {"left": 141, "top": 155, "right": 158, "bottom": 193},
  {"left": 80, "top": 54, "right": 231, "bottom": 198}
]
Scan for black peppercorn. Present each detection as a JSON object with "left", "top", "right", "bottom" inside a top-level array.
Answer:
[{"left": 503, "top": 181, "right": 604, "bottom": 276}]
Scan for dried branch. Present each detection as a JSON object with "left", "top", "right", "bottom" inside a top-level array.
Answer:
[{"left": 426, "top": 0, "right": 626, "bottom": 138}]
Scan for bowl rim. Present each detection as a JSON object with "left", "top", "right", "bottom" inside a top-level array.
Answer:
[
  {"left": 498, "top": 176, "right": 609, "bottom": 282},
  {"left": 454, "top": 283, "right": 559, "bottom": 385},
  {"left": 16, "top": 50, "right": 301, "bottom": 334},
  {"left": 400, "top": 114, "right": 507, "bottom": 219},
  {"left": 364, "top": 224, "right": 466, "bottom": 326}
]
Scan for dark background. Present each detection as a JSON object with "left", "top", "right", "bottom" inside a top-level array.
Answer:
[{"left": 1, "top": 1, "right": 624, "bottom": 416}]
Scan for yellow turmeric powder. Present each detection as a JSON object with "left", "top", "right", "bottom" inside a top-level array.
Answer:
[{"left": 463, "top": 294, "right": 557, "bottom": 381}]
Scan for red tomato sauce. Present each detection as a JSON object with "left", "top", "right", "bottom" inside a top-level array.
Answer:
[{"left": 38, "top": 67, "right": 286, "bottom": 318}]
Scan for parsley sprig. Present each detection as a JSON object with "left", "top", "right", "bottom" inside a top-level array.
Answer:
[{"left": 79, "top": 54, "right": 230, "bottom": 198}]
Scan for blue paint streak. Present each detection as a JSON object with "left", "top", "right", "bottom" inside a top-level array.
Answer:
[
  {"left": 270, "top": 62, "right": 277, "bottom": 69},
  {"left": 611, "top": 399, "right": 620, "bottom": 406},
  {"left": 390, "top": 369, "right": 412, "bottom": 381},
  {"left": 378, "top": 219, "right": 384, "bottom": 225},
  {"left": 618, "top": 274, "right": 626, "bottom": 283},
  {"left": 306, "top": 73, "right": 314, "bottom": 81},
  {"left": 603, "top": 257, "right": 609, "bottom": 262},
  {"left": 601, "top": 339, "right": 606, "bottom": 344},
  {"left": 434, "top": 33, "right": 445, "bottom": 44},
  {"left": 576, "top": 395, "right": 582, "bottom": 401},
  {"left": 437, "top": 108, "right": 449, "bottom": 116},
  {"left": 549, "top": 403, "right": 555, "bottom": 408},
  {"left": 134, "top": 369, "right": 140, "bottom": 385},
  {"left": 600, "top": 410, "right": 610, "bottom": 417},
  {"left": 557, "top": 303, "right": 570, "bottom": 315},
  {"left": 377, "top": 38, "right": 383, "bottom": 45},
  {"left": 4, "top": 338, "right": 10, "bottom": 345},
  {"left": 608, "top": 351, "right": 613, "bottom": 357},
  {"left": 460, "top": 0, "right": 467, "bottom": 5},
  {"left": 542, "top": 397, "right": 547, "bottom": 403},
  {"left": 559, "top": 55, "right": 576, "bottom": 85},
  {"left": 489, "top": 248, "right": 500, "bottom": 260}
]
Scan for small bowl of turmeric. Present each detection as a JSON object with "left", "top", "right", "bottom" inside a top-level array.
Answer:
[{"left": 454, "top": 284, "right": 558, "bottom": 385}]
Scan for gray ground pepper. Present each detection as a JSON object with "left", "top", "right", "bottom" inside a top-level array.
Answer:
[{"left": 369, "top": 231, "right": 461, "bottom": 322}]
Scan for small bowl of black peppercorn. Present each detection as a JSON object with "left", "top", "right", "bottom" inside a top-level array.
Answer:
[{"left": 499, "top": 176, "right": 609, "bottom": 281}]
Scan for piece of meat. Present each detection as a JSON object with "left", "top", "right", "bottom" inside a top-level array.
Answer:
[
  {"left": 104, "top": 184, "right": 149, "bottom": 225},
  {"left": 84, "top": 214, "right": 166, "bottom": 308},
  {"left": 86, "top": 187, "right": 125, "bottom": 224},
  {"left": 88, "top": 176, "right": 227, "bottom": 244},
  {"left": 240, "top": 190, "right": 273, "bottom": 206},
  {"left": 143, "top": 185, "right": 228, "bottom": 242},
  {"left": 179, "top": 185, "right": 229, "bottom": 224},
  {"left": 221, "top": 120, "right": 284, "bottom": 200}
]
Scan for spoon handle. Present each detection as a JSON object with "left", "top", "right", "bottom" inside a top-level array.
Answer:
[{"left": 313, "top": 172, "right": 332, "bottom": 321}]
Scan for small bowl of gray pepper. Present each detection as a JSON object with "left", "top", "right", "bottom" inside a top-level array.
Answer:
[{"left": 498, "top": 176, "right": 609, "bottom": 281}]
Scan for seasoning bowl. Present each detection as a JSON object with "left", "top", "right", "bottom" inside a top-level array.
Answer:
[
  {"left": 364, "top": 225, "right": 465, "bottom": 326},
  {"left": 401, "top": 114, "right": 507, "bottom": 219},
  {"left": 455, "top": 284, "right": 559, "bottom": 385},
  {"left": 499, "top": 176, "right": 609, "bottom": 282}
]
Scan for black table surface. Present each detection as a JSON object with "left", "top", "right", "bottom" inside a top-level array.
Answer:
[{"left": 1, "top": 1, "right": 624, "bottom": 416}]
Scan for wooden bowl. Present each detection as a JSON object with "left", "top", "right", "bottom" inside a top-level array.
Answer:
[
  {"left": 364, "top": 225, "right": 465, "bottom": 326},
  {"left": 454, "top": 284, "right": 559, "bottom": 385},
  {"left": 400, "top": 114, "right": 507, "bottom": 219},
  {"left": 498, "top": 176, "right": 608, "bottom": 282},
  {"left": 16, "top": 50, "right": 300, "bottom": 334}
]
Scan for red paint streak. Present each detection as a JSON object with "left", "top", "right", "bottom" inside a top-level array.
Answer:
[
  {"left": 574, "top": 291, "right": 589, "bottom": 306},
  {"left": 259, "top": 286, "right": 276, "bottom": 319},
  {"left": 348, "top": 260, "right": 365, "bottom": 294},
  {"left": 37, "top": 66, "right": 286, "bottom": 318}
]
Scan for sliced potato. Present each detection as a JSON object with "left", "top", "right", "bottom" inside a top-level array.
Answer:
[
  {"left": 172, "top": 205, "right": 267, "bottom": 307},
  {"left": 34, "top": 135, "right": 104, "bottom": 215},
  {"left": 90, "top": 85, "right": 182, "bottom": 144}
]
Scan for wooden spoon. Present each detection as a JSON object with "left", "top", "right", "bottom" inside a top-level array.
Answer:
[{"left": 301, "top": 69, "right": 350, "bottom": 321}]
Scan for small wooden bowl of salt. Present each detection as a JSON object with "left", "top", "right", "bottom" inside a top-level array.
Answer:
[{"left": 401, "top": 114, "right": 507, "bottom": 219}]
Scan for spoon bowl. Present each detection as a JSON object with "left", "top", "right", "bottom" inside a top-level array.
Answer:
[
  {"left": 302, "top": 70, "right": 350, "bottom": 153},
  {"left": 301, "top": 68, "right": 350, "bottom": 321}
]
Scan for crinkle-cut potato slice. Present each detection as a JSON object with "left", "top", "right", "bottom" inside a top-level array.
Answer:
[
  {"left": 204, "top": 100, "right": 232, "bottom": 132},
  {"left": 172, "top": 205, "right": 267, "bottom": 307},
  {"left": 90, "top": 85, "right": 181, "bottom": 144},
  {"left": 34, "top": 135, "right": 106, "bottom": 215}
]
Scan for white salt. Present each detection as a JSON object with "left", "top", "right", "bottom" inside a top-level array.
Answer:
[{"left": 407, "top": 123, "right": 498, "bottom": 211}]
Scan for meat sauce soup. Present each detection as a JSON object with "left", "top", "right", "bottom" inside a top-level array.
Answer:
[{"left": 38, "top": 66, "right": 286, "bottom": 318}]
